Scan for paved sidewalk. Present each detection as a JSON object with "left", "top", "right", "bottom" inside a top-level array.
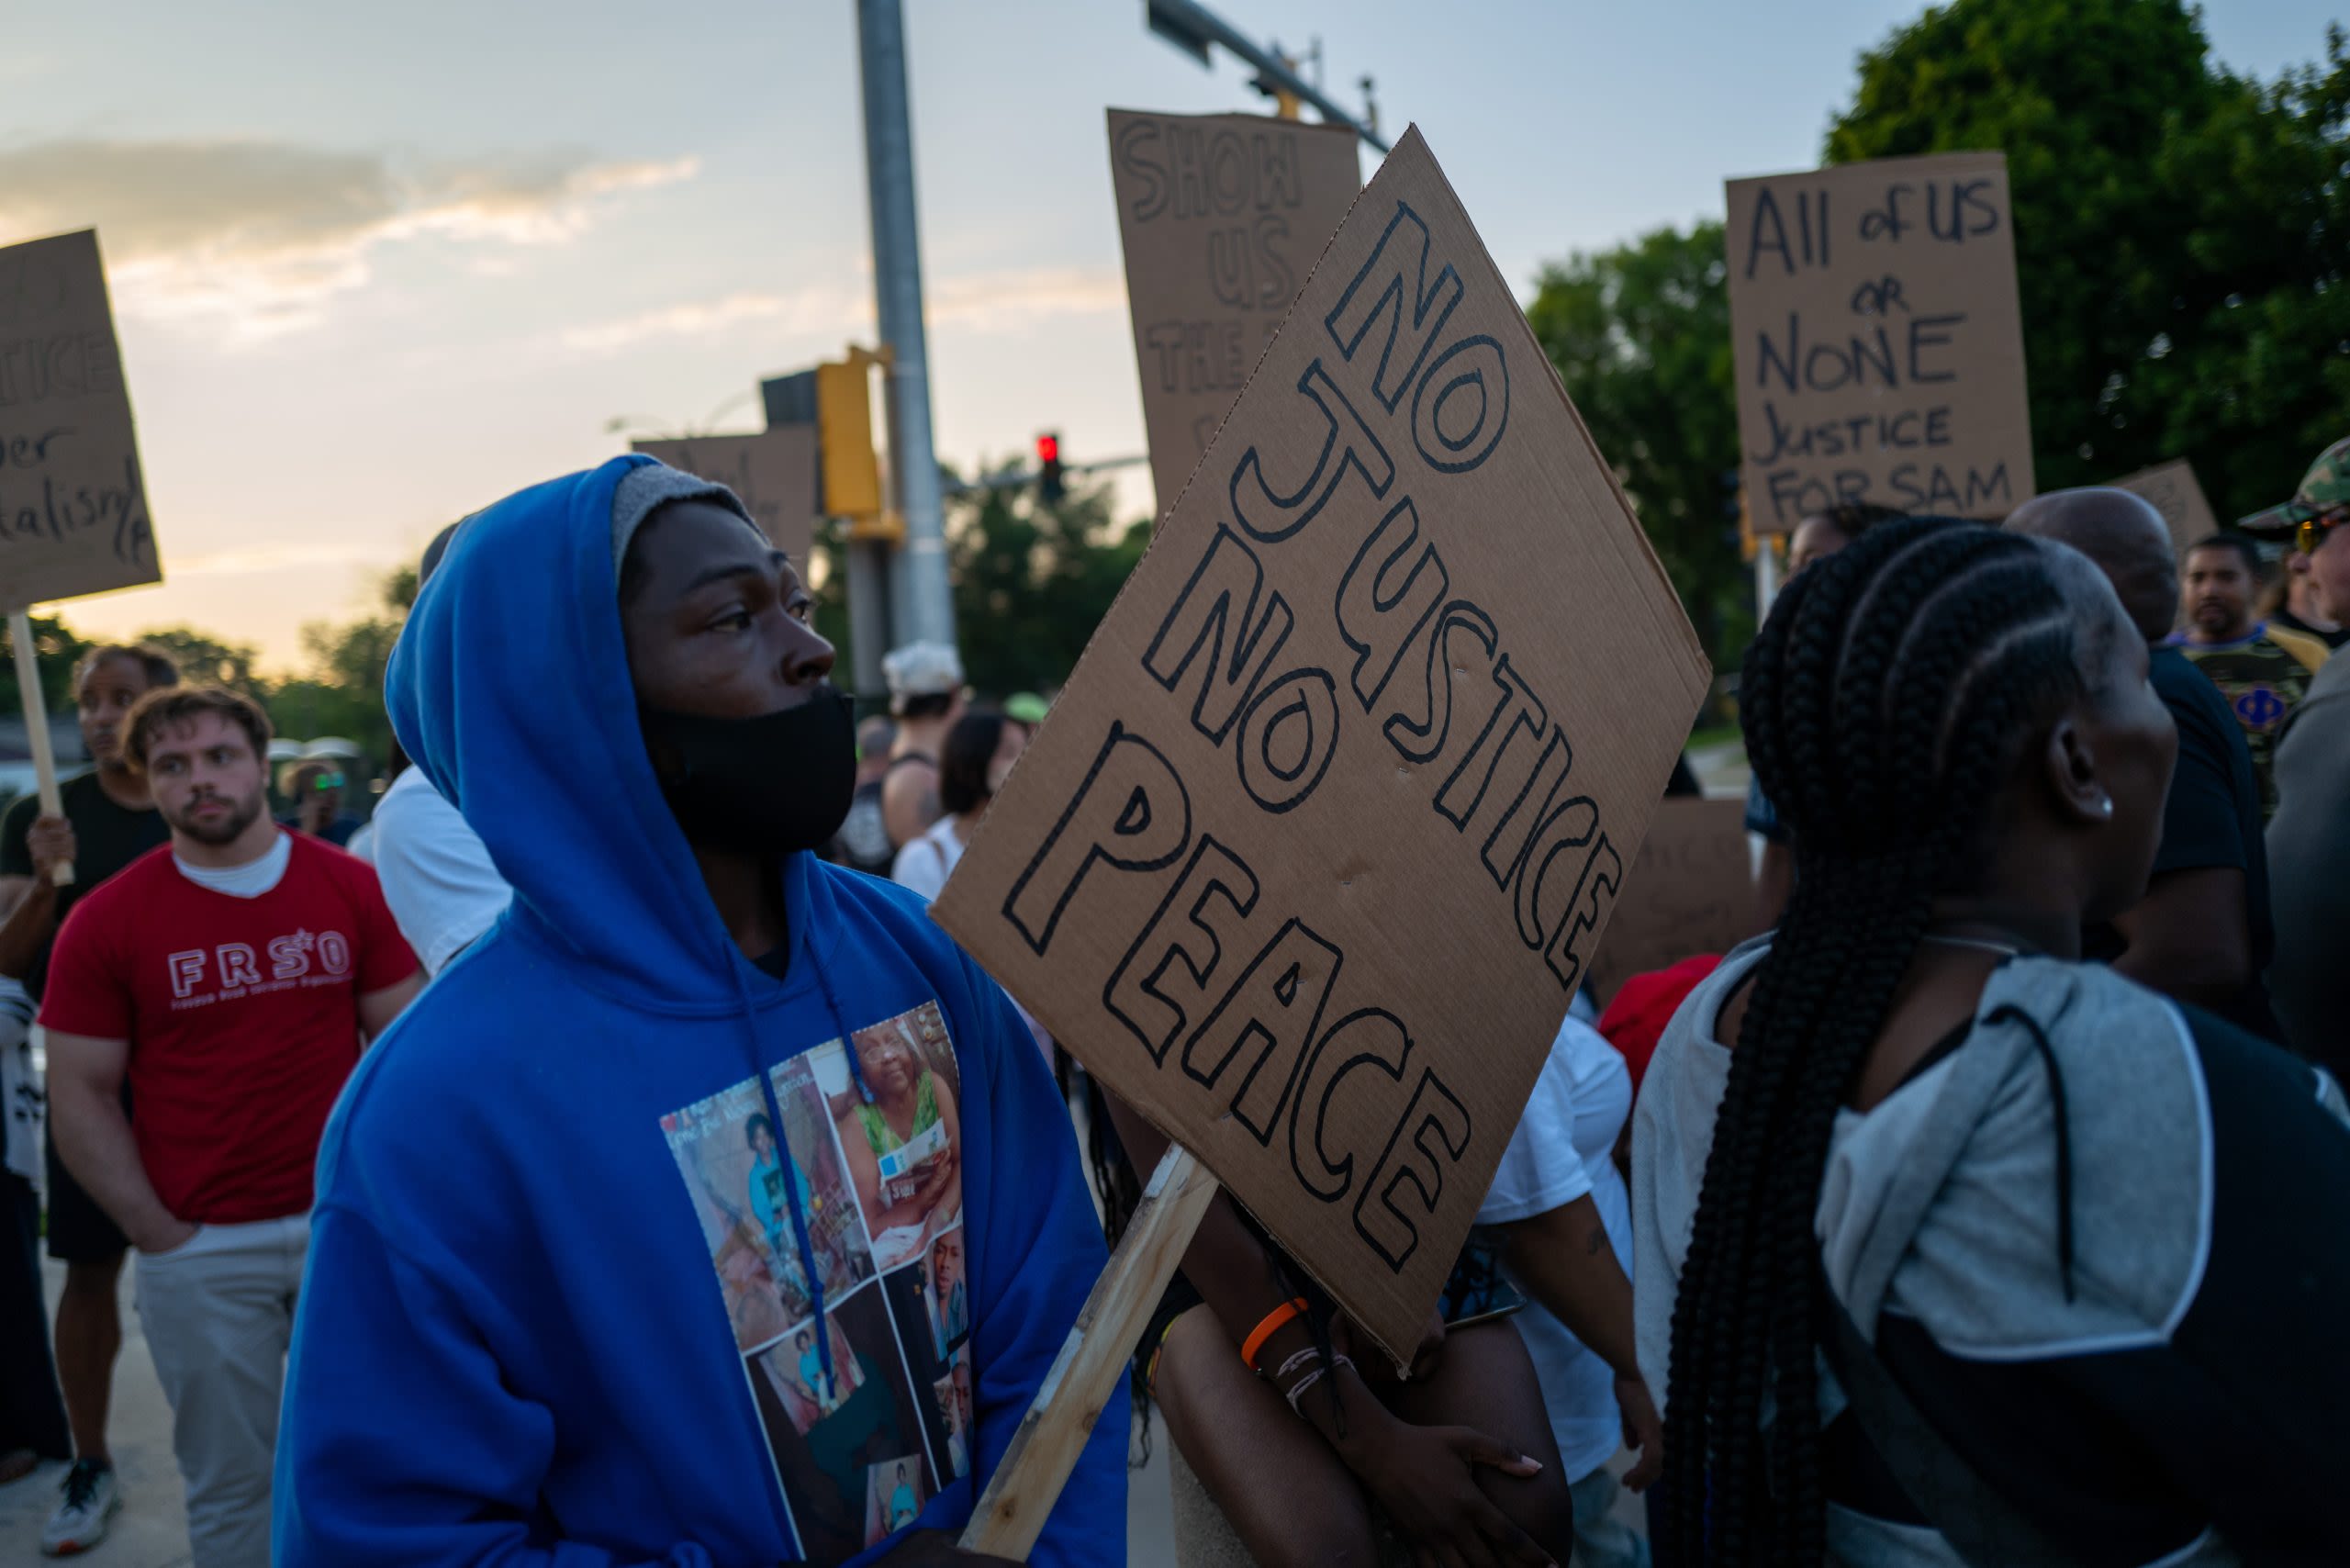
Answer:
[{"left": 0, "top": 1258, "right": 189, "bottom": 1566}]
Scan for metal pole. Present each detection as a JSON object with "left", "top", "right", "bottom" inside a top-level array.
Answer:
[
  {"left": 855, "top": 0, "right": 956, "bottom": 654},
  {"left": 845, "top": 538, "right": 892, "bottom": 699},
  {"left": 1755, "top": 532, "right": 1781, "bottom": 625}
]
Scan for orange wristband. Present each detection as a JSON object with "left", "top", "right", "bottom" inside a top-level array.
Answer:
[{"left": 1241, "top": 1297, "right": 1310, "bottom": 1372}]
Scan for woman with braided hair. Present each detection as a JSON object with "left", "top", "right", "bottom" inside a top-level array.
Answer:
[{"left": 1632, "top": 517, "right": 2350, "bottom": 1565}]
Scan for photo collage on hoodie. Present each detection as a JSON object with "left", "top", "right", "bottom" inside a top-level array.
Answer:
[{"left": 661, "top": 1001, "right": 973, "bottom": 1562}]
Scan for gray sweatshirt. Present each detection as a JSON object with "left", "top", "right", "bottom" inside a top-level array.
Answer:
[
  {"left": 1633, "top": 944, "right": 2350, "bottom": 1565},
  {"left": 2266, "top": 649, "right": 2350, "bottom": 1066}
]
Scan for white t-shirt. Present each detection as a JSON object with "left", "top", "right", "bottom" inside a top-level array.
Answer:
[
  {"left": 891, "top": 814, "right": 1055, "bottom": 1067},
  {"left": 370, "top": 767, "right": 512, "bottom": 976},
  {"left": 1475, "top": 1014, "right": 1636, "bottom": 1482},
  {"left": 890, "top": 815, "right": 965, "bottom": 904}
]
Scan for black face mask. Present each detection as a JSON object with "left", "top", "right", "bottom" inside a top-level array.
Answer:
[{"left": 639, "top": 688, "right": 857, "bottom": 858}]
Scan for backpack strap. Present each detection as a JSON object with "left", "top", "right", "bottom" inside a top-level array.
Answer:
[{"left": 1818, "top": 1287, "right": 2084, "bottom": 1567}]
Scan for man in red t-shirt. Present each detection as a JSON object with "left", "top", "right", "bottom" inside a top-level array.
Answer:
[{"left": 40, "top": 687, "right": 420, "bottom": 1568}]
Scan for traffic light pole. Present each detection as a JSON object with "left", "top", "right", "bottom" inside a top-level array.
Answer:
[{"left": 856, "top": 0, "right": 957, "bottom": 655}]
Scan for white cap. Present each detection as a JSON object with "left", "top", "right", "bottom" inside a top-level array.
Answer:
[{"left": 883, "top": 641, "right": 965, "bottom": 711}]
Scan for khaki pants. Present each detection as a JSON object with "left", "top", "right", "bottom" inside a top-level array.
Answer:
[{"left": 134, "top": 1214, "right": 309, "bottom": 1568}]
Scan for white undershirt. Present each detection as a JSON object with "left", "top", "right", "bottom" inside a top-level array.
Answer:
[{"left": 174, "top": 828, "right": 291, "bottom": 899}]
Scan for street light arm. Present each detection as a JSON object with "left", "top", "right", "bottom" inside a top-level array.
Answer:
[{"left": 1145, "top": 0, "right": 1392, "bottom": 153}]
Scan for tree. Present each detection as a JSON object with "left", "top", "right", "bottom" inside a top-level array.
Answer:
[
  {"left": 946, "top": 470, "right": 1149, "bottom": 699},
  {"left": 1829, "top": 0, "right": 2350, "bottom": 515},
  {"left": 138, "top": 626, "right": 266, "bottom": 695},
  {"left": 0, "top": 614, "right": 95, "bottom": 713},
  {"left": 1527, "top": 222, "right": 1751, "bottom": 672},
  {"left": 267, "top": 569, "right": 413, "bottom": 766}
]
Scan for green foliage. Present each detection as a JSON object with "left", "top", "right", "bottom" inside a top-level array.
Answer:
[
  {"left": 137, "top": 626, "right": 266, "bottom": 695},
  {"left": 946, "top": 470, "right": 1148, "bottom": 699},
  {"left": 1527, "top": 221, "right": 1751, "bottom": 674},
  {"left": 1828, "top": 0, "right": 2350, "bottom": 515},
  {"left": 7, "top": 583, "right": 406, "bottom": 779},
  {"left": 1528, "top": 0, "right": 2347, "bottom": 684},
  {"left": 0, "top": 615, "right": 95, "bottom": 713},
  {"left": 276, "top": 604, "right": 406, "bottom": 764}
]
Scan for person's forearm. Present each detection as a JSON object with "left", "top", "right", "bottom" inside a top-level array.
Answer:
[
  {"left": 1100, "top": 1092, "right": 1299, "bottom": 1343},
  {"left": 51, "top": 1074, "right": 182, "bottom": 1249},
  {"left": 0, "top": 876, "right": 58, "bottom": 980},
  {"left": 1505, "top": 1196, "right": 1641, "bottom": 1379},
  {"left": 1101, "top": 1090, "right": 1407, "bottom": 1464}
]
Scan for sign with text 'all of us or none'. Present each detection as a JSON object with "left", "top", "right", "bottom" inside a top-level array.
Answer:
[
  {"left": 1727, "top": 152, "right": 2035, "bottom": 533},
  {"left": 631, "top": 428, "right": 820, "bottom": 567},
  {"left": 1109, "top": 109, "right": 1361, "bottom": 521},
  {"left": 935, "top": 127, "right": 1711, "bottom": 1366},
  {"left": 0, "top": 230, "right": 158, "bottom": 610}
]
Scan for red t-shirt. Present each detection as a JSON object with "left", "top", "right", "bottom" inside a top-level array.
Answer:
[{"left": 39, "top": 833, "right": 420, "bottom": 1224}]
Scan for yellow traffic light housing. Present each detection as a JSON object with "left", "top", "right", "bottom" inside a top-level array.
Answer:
[{"left": 817, "top": 355, "right": 883, "bottom": 519}]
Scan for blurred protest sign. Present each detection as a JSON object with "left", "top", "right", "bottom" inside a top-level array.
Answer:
[
  {"left": 1, "top": 230, "right": 157, "bottom": 610},
  {"left": 2110, "top": 458, "right": 2220, "bottom": 563},
  {"left": 1726, "top": 152, "right": 2034, "bottom": 532},
  {"left": 939, "top": 125, "right": 1709, "bottom": 1384},
  {"left": 3, "top": 228, "right": 157, "bottom": 888},
  {"left": 631, "top": 428, "right": 819, "bottom": 563},
  {"left": 1584, "top": 798, "right": 1752, "bottom": 1006},
  {"left": 1109, "top": 109, "right": 1360, "bottom": 520}
]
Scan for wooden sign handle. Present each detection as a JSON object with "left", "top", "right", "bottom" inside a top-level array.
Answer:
[
  {"left": 7, "top": 613, "right": 73, "bottom": 887},
  {"left": 958, "top": 1141, "right": 1219, "bottom": 1560}
]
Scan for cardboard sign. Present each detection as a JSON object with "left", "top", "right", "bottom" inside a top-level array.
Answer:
[
  {"left": 1726, "top": 152, "right": 2035, "bottom": 532},
  {"left": 631, "top": 428, "right": 819, "bottom": 564},
  {"left": 1108, "top": 109, "right": 1361, "bottom": 521},
  {"left": 2110, "top": 459, "right": 2220, "bottom": 564},
  {"left": 935, "top": 128, "right": 1710, "bottom": 1363},
  {"left": 1583, "top": 798, "right": 1753, "bottom": 1006},
  {"left": 0, "top": 230, "right": 157, "bottom": 610}
]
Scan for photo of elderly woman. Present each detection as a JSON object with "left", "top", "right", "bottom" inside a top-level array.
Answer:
[{"left": 809, "top": 1004, "right": 964, "bottom": 1271}]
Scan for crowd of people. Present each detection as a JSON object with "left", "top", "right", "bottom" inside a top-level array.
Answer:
[{"left": 0, "top": 431, "right": 2343, "bottom": 1567}]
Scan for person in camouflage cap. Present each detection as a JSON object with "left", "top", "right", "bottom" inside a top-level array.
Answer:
[{"left": 2243, "top": 436, "right": 2350, "bottom": 634}]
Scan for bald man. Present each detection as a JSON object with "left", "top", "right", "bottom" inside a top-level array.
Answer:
[{"left": 2009, "top": 488, "right": 2284, "bottom": 1040}]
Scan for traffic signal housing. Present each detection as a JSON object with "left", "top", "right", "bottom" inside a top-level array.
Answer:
[{"left": 1036, "top": 432, "right": 1066, "bottom": 504}]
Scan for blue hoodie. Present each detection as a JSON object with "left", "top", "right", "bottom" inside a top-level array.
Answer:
[{"left": 275, "top": 457, "right": 1124, "bottom": 1567}]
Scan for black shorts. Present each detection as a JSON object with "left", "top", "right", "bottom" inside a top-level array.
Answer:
[{"left": 43, "top": 1122, "right": 127, "bottom": 1264}]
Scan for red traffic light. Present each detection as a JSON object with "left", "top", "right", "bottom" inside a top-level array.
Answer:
[{"left": 1036, "top": 432, "right": 1059, "bottom": 463}]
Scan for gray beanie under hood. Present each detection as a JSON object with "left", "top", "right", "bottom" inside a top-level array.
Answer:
[{"left": 610, "top": 461, "right": 756, "bottom": 584}]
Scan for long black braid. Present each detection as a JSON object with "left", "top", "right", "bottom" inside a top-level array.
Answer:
[{"left": 1661, "top": 518, "right": 2114, "bottom": 1565}]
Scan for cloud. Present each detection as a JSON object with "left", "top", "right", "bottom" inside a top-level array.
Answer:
[
  {"left": 164, "top": 541, "right": 408, "bottom": 578},
  {"left": 559, "top": 286, "right": 867, "bottom": 354},
  {"left": 0, "top": 139, "right": 699, "bottom": 341},
  {"left": 556, "top": 264, "right": 1126, "bottom": 355}
]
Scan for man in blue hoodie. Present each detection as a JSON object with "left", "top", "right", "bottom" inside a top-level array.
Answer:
[{"left": 274, "top": 457, "right": 1124, "bottom": 1567}]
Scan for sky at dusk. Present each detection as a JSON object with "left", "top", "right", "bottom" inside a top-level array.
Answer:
[{"left": 6, "top": 0, "right": 2338, "bottom": 669}]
